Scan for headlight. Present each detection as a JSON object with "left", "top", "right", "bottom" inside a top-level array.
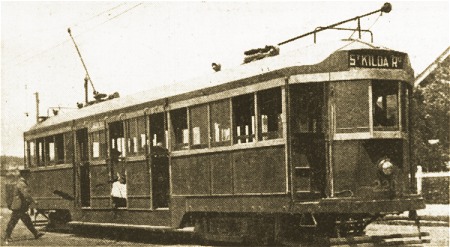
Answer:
[{"left": 378, "top": 158, "right": 394, "bottom": 176}]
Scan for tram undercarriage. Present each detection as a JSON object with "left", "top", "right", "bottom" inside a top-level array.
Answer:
[{"left": 191, "top": 212, "right": 429, "bottom": 246}]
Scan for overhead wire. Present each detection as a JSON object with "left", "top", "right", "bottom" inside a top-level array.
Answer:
[
  {"left": 81, "top": 2, "right": 128, "bottom": 24},
  {"left": 74, "top": 2, "right": 143, "bottom": 37},
  {"left": 3, "top": 2, "right": 125, "bottom": 65},
  {"left": 5, "top": 2, "right": 143, "bottom": 67}
]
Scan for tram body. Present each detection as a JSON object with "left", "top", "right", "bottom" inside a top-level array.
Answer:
[{"left": 23, "top": 39, "right": 425, "bottom": 244}]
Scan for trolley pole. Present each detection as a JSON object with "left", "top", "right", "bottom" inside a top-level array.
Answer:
[
  {"left": 35, "top": 92, "right": 40, "bottom": 123},
  {"left": 84, "top": 76, "right": 89, "bottom": 105}
]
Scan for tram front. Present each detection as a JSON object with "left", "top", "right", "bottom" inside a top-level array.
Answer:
[{"left": 330, "top": 49, "right": 417, "bottom": 203}]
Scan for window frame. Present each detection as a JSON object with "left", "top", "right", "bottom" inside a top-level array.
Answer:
[
  {"left": 170, "top": 108, "right": 189, "bottom": 151},
  {"left": 189, "top": 103, "right": 209, "bottom": 149},
  {"left": 257, "top": 87, "right": 283, "bottom": 141},
  {"left": 372, "top": 80, "right": 400, "bottom": 131},
  {"left": 109, "top": 121, "right": 126, "bottom": 158},
  {"left": 149, "top": 112, "right": 168, "bottom": 150},
  {"left": 27, "top": 140, "right": 36, "bottom": 167},
  {"left": 125, "top": 116, "right": 147, "bottom": 157},
  {"left": 90, "top": 130, "right": 107, "bottom": 160},
  {"left": 232, "top": 93, "right": 256, "bottom": 144},
  {"left": 209, "top": 99, "right": 232, "bottom": 147}
]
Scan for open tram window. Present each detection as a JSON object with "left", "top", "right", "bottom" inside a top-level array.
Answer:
[
  {"left": 45, "top": 136, "right": 54, "bottom": 164},
  {"left": 90, "top": 130, "right": 106, "bottom": 160},
  {"left": 27, "top": 141, "right": 36, "bottom": 167},
  {"left": 372, "top": 81, "right": 399, "bottom": 130},
  {"left": 150, "top": 113, "right": 167, "bottom": 150},
  {"left": 233, "top": 93, "right": 255, "bottom": 144},
  {"left": 258, "top": 87, "right": 283, "bottom": 140},
  {"left": 126, "top": 116, "right": 147, "bottom": 156},
  {"left": 190, "top": 104, "right": 208, "bottom": 149},
  {"left": 109, "top": 121, "right": 125, "bottom": 159},
  {"left": 210, "top": 99, "right": 231, "bottom": 147},
  {"left": 291, "top": 83, "right": 324, "bottom": 134},
  {"left": 36, "top": 138, "right": 45, "bottom": 167},
  {"left": 170, "top": 108, "right": 188, "bottom": 151},
  {"left": 54, "top": 134, "right": 65, "bottom": 164},
  {"left": 64, "top": 132, "right": 74, "bottom": 164},
  {"left": 76, "top": 129, "right": 89, "bottom": 162}
]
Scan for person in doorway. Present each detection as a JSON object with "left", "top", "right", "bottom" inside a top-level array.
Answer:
[
  {"left": 3, "top": 169, "right": 44, "bottom": 243},
  {"left": 111, "top": 172, "right": 127, "bottom": 208},
  {"left": 110, "top": 147, "right": 122, "bottom": 164}
]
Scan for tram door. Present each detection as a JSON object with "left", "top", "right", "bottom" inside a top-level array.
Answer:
[
  {"left": 150, "top": 113, "right": 170, "bottom": 209},
  {"left": 151, "top": 152, "right": 169, "bottom": 208},
  {"left": 76, "top": 128, "right": 90, "bottom": 207},
  {"left": 290, "top": 83, "right": 327, "bottom": 199}
]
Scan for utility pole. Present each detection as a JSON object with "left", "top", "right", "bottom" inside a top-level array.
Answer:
[{"left": 34, "top": 92, "right": 40, "bottom": 123}]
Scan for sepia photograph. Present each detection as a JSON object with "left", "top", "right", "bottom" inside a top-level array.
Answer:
[{"left": 1, "top": 1, "right": 449, "bottom": 246}]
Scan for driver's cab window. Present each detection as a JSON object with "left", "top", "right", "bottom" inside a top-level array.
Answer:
[{"left": 372, "top": 81, "right": 399, "bottom": 130}]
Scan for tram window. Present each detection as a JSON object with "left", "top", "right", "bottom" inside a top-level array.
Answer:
[
  {"left": 291, "top": 84, "right": 324, "bottom": 134},
  {"left": 76, "top": 129, "right": 89, "bottom": 162},
  {"left": 372, "top": 81, "right": 399, "bottom": 130},
  {"left": 27, "top": 141, "right": 36, "bottom": 167},
  {"left": 126, "top": 116, "right": 147, "bottom": 156},
  {"left": 171, "top": 108, "right": 188, "bottom": 150},
  {"left": 210, "top": 99, "right": 231, "bottom": 147},
  {"left": 150, "top": 113, "right": 167, "bottom": 149},
  {"left": 258, "top": 87, "right": 283, "bottom": 140},
  {"left": 401, "top": 83, "right": 410, "bottom": 132},
  {"left": 64, "top": 132, "right": 74, "bottom": 164},
  {"left": 190, "top": 104, "right": 208, "bottom": 149},
  {"left": 233, "top": 93, "right": 255, "bottom": 144},
  {"left": 90, "top": 130, "right": 106, "bottom": 159},
  {"left": 36, "top": 138, "right": 45, "bottom": 166},
  {"left": 55, "top": 134, "right": 64, "bottom": 164},
  {"left": 109, "top": 121, "right": 125, "bottom": 158},
  {"left": 137, "top": 116, "right": 147, "bottom": 153},
  {"left": 45, "top": 136, "right": 54, "bottom": 164},
  {"left": 334, "top": 81, "right": 370, "bottom": 133}
]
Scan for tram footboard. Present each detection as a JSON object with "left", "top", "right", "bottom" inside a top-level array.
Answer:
[{"left": 329, "top": 232, "right": 430, "bottom": 246}]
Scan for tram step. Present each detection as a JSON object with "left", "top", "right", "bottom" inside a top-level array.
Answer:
[
  {"left": 330, "top": 232, "right": 430, "bottom": 246},
  {"left": 68, "top": 221, "right": 194, "bottom": 233},
  {"left": 33, "top": 220, "right": 48, "bottom": 226}
]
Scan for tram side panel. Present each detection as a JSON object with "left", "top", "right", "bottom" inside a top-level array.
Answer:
[
  {"left": 126, "top": 159, "right": 152, "bottom": 209},
  {"left": 29, "top": 167, "right": 75, "bottom": 210},
  {"left": 89, "top": 164, "right": 110, "bottom": 208},
  {"left": 171, "top": 145, "right": 286, "bottom": 196}
]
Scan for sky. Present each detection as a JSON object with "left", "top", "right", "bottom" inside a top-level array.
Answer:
[{"left": 1, "top": 1, "right": 449, "bottom": 157}]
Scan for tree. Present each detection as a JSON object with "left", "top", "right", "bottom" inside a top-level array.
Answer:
[
  {"left": 412, "top": 56, "right": 450, "bottom": 172},
  {"left": 0, "top": 155, "right": 24, "bottom": 175}
]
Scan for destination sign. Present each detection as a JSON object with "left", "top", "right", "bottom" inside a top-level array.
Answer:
[{"left": 348, "top": 50, "right": 405, "bottom": 69}]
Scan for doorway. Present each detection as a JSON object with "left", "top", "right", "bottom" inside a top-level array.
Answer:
[{"left": 76, "top": 128, "right": 90, "bottom": 207}]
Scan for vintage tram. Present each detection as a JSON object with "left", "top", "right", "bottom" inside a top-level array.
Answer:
[{"left": 23, "top": 3, "right": 428, "bottom": 246}]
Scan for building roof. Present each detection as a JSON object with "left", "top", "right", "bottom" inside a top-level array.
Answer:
[{"left": 414, "top": 46, "right": 450, "bottom": 87}]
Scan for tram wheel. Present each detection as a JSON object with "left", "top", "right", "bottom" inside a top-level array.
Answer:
[{"left": 48, "top": 210, "right": 71, "bottom": 229}]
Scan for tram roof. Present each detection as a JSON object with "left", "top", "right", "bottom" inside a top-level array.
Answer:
[{"left": 26, "top": 39, "right": 398, "bottom": 133}]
